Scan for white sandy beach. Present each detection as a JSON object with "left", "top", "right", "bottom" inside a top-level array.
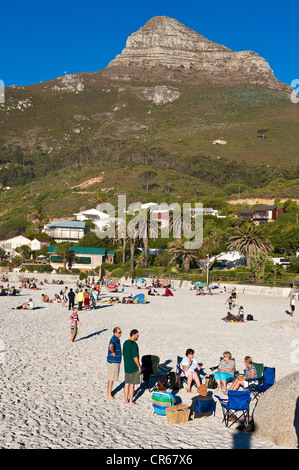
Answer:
[{"left": 0, "top": 282, "right": 297, "bottom": 449}]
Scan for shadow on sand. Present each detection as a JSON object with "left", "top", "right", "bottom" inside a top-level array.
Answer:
[{"left": 76, "top": 328, "right": 108, "bottom": 342}]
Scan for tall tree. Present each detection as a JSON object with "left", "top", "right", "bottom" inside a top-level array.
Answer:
[
  {"left": 54, "top": 244, "right": 76, "bottom": 271},
  {"left": 227, "top": 221, "right": 273, "bottom": 266},
  {"left": 139, "top": 171, "right": 157, "bottom": 192},
  {"left": 168, "top": 239, "right": 200, "bottom": 272}
]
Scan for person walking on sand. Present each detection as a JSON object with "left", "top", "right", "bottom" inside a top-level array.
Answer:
[
  {"left": 83, "top": 288, "right": 90, "bottom": 310},
  {"left": 70, "top": 307, "right": 82, "bottom": 343},
  {"left": 91, "top": 288, "right": 98, "bottom": 310},
  {"left": 68, "top": 288, "right": 75, "bottom": 310},
  {"left": 290, "top": 293, "right": 296, "bottom": 317},
  {"left": 123, "top": 329, "right": 142, "bottom": 405},
  {"left": 107, "top": 327, "right": 122, "bottom": 399}
]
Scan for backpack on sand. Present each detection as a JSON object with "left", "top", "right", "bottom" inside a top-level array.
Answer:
[
  {"left": 205, "top": 374, "right": 217, "bottom": 389},
  {"left": 168, "top": 371, "right": 183, "bottom": 390}
]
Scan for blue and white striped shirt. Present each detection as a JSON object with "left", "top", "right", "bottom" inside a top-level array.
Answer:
[{"left": 107, "top": 335, "right": 122, "bottom": 364}]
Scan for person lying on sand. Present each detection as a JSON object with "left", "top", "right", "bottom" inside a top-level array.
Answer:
[{"left": 14, "top": 298, "right": 34, "bottom": 310}]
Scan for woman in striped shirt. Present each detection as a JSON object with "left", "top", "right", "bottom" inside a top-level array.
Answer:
[
  {"left": 214, "top": 351, "right": 236, "bottom": 392},
  {"left": 223, "top": 356, "right": 257, "bottom": 394},
  {"left": 70, "top": 307, "right": 82, "bottom": 343}
]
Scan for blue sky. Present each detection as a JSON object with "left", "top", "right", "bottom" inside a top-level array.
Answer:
[{"left": 1, "top": 0, "right": 298, "bottom": 87}]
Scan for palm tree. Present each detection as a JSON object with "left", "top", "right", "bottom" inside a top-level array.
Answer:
[
  {"left": 95, "top": 194, "right": 104, "bottom": 205},
  {"left": 112, "top": 220, "right": 130, "bottom": 265},
  {"left": 33, "top": 206, "right": 45, "bottom": 223},
  {"left": 227, "top": 221, "right": 273, "bottom": 266},
  {"left": 0, "top": 247, "right": 8, "bottom": 261},
  {"left": 168, "top": 239, "right": 200, "bottom": 272},
  {"left": 54, "top": 244, "right": 76, "bottom": 271},
  {"left": 267, "top": 263, "right": 284, "bottom": 285}
]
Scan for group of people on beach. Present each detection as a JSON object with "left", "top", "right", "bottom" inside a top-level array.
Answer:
[{"left": 104, "top": 326, "right": 260, "bottom": 416}]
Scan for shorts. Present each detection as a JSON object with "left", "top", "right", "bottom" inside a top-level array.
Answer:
[
  {"left": 71, "top": 325, "right": 78, "bottom": 335},
  {"left": 291, "top": 305, "right": 295, "bottom": 311},
  {"left": 214, "top": 371, "right": 234, "bottom": 382},
  {"left": 181, "top": 370, "right": 196, "bottom": 377},
  {"left": 125, "top": 371, "right": 140, "bottom": 385},
  {"left": 107, "top": 363, "right": 120, "bottom": 381},
  {"left": 244, "top": 380, "right": 258, "bottom": 387}
]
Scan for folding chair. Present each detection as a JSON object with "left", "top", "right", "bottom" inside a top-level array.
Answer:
[
  {"left": 209, "top": 357, "right": 238, "bottom": 386},
  {"left": 215, "top": 390, "right": 251, "bottom": 428},
  {"left": 191, "top": 395, "right": 216, "bottom": 419},
  {"left": 246, "top": 366, "right": 276, "bottom": 401},
  {"left": 141, "top": 355, "right": 172, "bottom": 391}
]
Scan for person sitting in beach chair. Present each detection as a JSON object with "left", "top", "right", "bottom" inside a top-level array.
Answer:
[
  {"left": 151, "top": 379, "right": 176, "bottom": 416},
  {"left": 179, "top": 349, "right": 203, "bottom": 392},
  {"left": 223, "top": 356, "right": 257, "bottom": 395},
  {"left": 212, "top": 352, "right": 236, "bottom": 392}
]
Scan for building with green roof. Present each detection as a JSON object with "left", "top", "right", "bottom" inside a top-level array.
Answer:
[{"left": 48, "top": 245, "right": 115, "bottom": 271}]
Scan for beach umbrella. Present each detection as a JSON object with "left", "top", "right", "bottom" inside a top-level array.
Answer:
[
  {"left": 133, "top": 277, "right": 147, "bottom": 282},
  {"left": 192, "top": 281, "right": 206, "bottom": 286}
]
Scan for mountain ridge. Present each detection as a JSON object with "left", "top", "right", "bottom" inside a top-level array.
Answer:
[{"left": 0, "top": 16, "right": 297, "bottom": 227}]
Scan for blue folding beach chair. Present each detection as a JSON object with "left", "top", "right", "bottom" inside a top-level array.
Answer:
[
  {"left": 215, "top": 390, "right": 251, "bottom": 428},
  {"left": 192, "top": 395, "right": 216, "bottom": 419},
  {"left": 245, "top": 366, "right": 276, "bottom": 401}
]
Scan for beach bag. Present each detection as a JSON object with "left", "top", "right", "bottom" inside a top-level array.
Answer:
[
  {"left": 168, "top": 371, "right": 183, "bottom": 390},
  {"left": 205, "top": 374, "right": 217, "bottom": 389},
  {"left": 247, "top": 314, "right": 254, "bottom": 321}
]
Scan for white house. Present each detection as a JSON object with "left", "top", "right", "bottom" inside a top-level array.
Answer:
[
  {"left": 74, "top": 208, "right": 124, "bottom": 234},
  {"left": 43, "top": 221, "right": 87, "bottom": 243},
  {"left": 30, "top": 238, "right": 51, "bottom": 251},
  {"left": 0, "top": 235, "right": 32, "bottom": 258},
  {"left": 209, "top": 251, "right": 246, "bottom": 269},
  {"left": 74, "top": 208, "right": 110, "bottom": 222}
]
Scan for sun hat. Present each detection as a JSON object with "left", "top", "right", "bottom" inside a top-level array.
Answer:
[{"left": 197, "top": 384, "right": 208, "bottom": 396}]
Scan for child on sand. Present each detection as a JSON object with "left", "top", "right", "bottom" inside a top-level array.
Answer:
[{"left": 70, "top": 307, "right": 82, "bottom": 343}]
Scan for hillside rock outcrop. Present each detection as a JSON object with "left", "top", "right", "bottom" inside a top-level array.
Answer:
[{"left": 107, "top": 16, "right": 282, "bottom": 89}]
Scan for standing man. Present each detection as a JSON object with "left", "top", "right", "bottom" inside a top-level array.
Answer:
[
  {"left": 123, "top": 329, "right": 142, "bottom": 405},
  {"left": 76, "top": 288, "right": 84, "bottom": 311},
  {"left": 107, "top": 327, "right": 122, "bottom": 399},
  {"left": 68, "top": 288, "right": 75, "bottom": 311},
  {"left": 91, "top": 288, "right": 98, "bottom": 310},
  {"left": 290, "top": 293, "right": 296, "bottom": 317}
]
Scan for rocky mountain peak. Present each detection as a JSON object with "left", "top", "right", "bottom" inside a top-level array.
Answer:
[{"left": 107, "top": 16, "right": 282, "bottom": 88}]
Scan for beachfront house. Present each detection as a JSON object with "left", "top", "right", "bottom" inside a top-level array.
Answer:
[
  {"left": 189, "top": 207, "right": 226, "bottom": 218},
  {"left": 0, "top": 235, "right": 32, "bottom": 258},
  {"left": 210, "top": 251, "right": 247, "bottom": 270},
  {"left": 237, "top": 205, "right": 285, "bottom": 225},
  {"left": 30, "top": 238, "right": 51, "bottom": 251},
  {"left": 48, "top": 245, "right": 115, "bottom": 271},
  {"left": 73, "top": 208, "right": 124, "bottom": 233},
  {"left": 43, "top": 221, "right": 88, "bottom": 243}
]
